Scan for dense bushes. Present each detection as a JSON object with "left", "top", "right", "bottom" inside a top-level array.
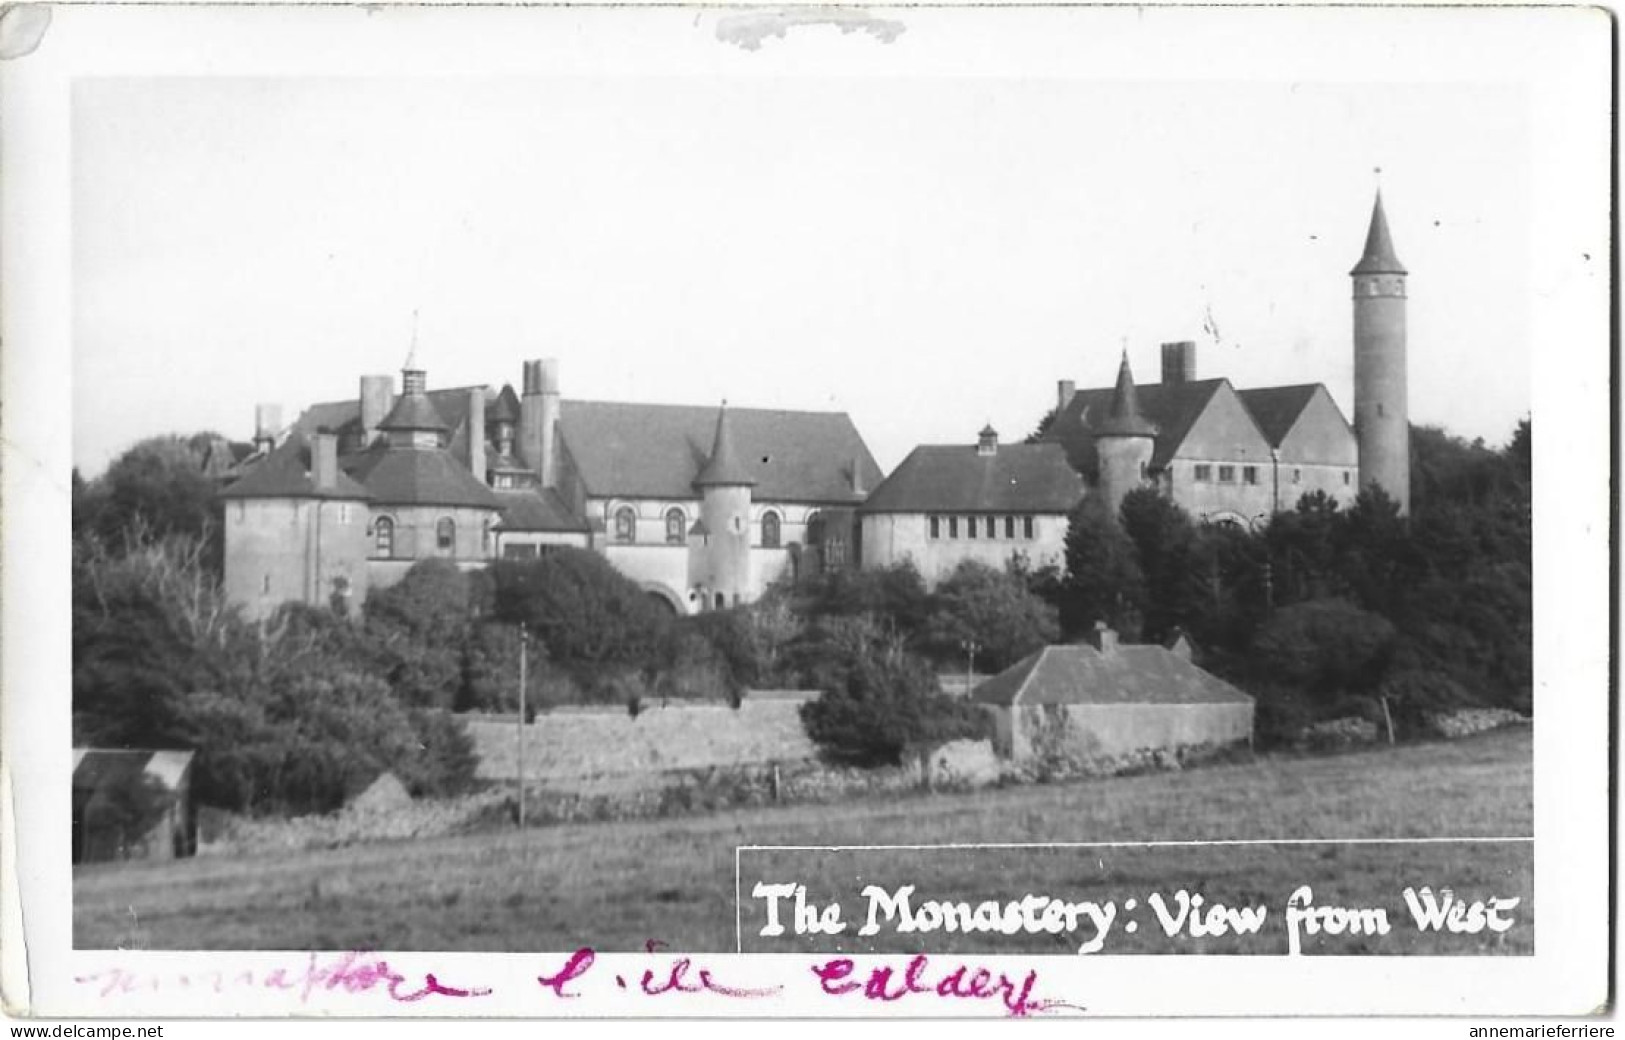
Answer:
[{"left": 799, "top": 644, "right": 990, "bottom": 767}]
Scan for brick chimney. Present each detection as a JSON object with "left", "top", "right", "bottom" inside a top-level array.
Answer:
[
  {"left": 313, "top": 431, "right": 338, "bottom": 490},
  {"left": 253, "top": 403, "right": 281, "bottom": 454},
  {"left": 1088, "top": 620, "right": 1119, "bottom": 655},
  {"left": 466, "top": 388, "right": 486, "bottom": 484},
  {"left": 359, "top": 375, "right": 394, "bottom": 446},
  {"left": 1057, "top": 379, "right": 1076, "bottom": 412},
  {"left": 1161, "top": 341, "right": 1196, "bottom": 384}
]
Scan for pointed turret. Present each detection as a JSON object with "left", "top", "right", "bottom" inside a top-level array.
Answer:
[
  {"left": 1098, "top": 352, "right": 1158, "bottom": 438},
  {"left": 1350, "top": 190, "right": 1407, "bottom": 276},
  {"left": 1351, "top": 187, "right": 1411, "bottom": 514},
  {"left": 694, "top": 403, "right": 757, "bottom": 487}
]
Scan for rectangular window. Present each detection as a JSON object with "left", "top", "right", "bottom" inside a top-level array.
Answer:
[
  {"left": 929, "top": 515, "right": 940, "bottom": 539},
  {"left": 1344, "top": 471, "right": 1351, "bottom": 485},
  {"left": 1294, "top": 468, "right": 1302, "bottom": 484},
  {"left": 338, "top": 503, "right": 351, "bottom": 524},
  {"left": 1218, "top": 465, "right": 1235, "bottom": 483},
  {"left": 966, "top": 516, "right": 977, "bottom": 539},
  {"left": 985, "top": 517, "right": 996, "bottom": 539},
  {"left": 1243, "top": 466, "right": 1258, "bottom": 485},
  {"left": 503, "top": 544, "right": 539, "bottom": 560},
  {"left": 1194, "top": 464, "right": 1213, "bottom": 482},
  {"left": 1004, "top": 515, "right": 1015, "bottom": 538},
  {"left": 1023, "top": 516, "right": 1034, "bottom": 539},
  {"left": 948, "top": 516, "right": 958, "bottom": 539}
]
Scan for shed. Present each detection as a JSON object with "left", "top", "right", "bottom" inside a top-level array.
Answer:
[
  {"left": 971, "top": 626, "right": 1253, "bottom": 766},
  {"left": 72, "top": 749, "right": 195, "bottom": 864}
]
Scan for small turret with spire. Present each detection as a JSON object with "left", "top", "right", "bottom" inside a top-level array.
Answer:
[
  {"left": 692, "top": 401, "right": 755, "bottom": 611},
  {"left": 1094, "top": 350, "right": 1158, "bottom": 518}
]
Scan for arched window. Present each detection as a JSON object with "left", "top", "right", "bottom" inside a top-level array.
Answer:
[
  {"left": 436, "top": 517, "right": 456, "bottom": 555},
  {"left": 761, "top": 511, "right": 781, "bottom": 548},
  {"left": 665, "top": 507, "right": 686, "bottom": 544},
  {"left": 374, "top": 516, "right": 395, "bottom": 558},
  {"left": 615, "top": 506, "right": 637, "bottom": 543}
]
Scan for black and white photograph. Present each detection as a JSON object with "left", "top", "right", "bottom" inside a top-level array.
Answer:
[{"left": 1, "top": 1, "right": 1611, "bottom": 1024}]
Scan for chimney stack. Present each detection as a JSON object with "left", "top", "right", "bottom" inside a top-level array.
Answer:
[
  {"left": 1161, "top": 341, "right": 1196, "bottom": 384},
  {"left": 359, "top": 375, "right": 394, "bottom": 446},
  {"left": 519, "top": 358, "right": 561, "bottom": 489},
  {"left": 1057, "top": 379, "right": 1076, "bottom": 413},
  {"left": 467, "top": 388, "right": 487, "bottom": 484},
  {"left": 313, "top": 431, "right": 338, "bottom": 490},
  {"left": 254, "top": 403, "right": 282, "bottom": 454},
  {"left": 1088, "top": 620, "right": 1119, "bottom": 655}
]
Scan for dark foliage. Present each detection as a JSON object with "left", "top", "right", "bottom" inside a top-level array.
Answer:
[
  {"left": 918, "top": 559, "right": 1059, "bottom": 673},
  {"left": 487, "top": 549, "right": 671, "bottom": 677},
  {"left": 799, "top": 644, "right": 990, "bottom": 767}
]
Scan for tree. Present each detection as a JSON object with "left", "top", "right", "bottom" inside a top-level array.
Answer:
[
  {"left": 1118, "top": 488, "right": 1200, "bottom": 641},
  {"left": 1249, "top": 598, "right": 1396, "bottom": 701},
  {"left": 487, "top": 549, "right": 670, "bottom": 676},
  {"left": 1060, "top": 496, "right": 1145, "bottom": 638},
  {"left": 364, "top": 559, "right": 476, "bottom": 709},
  {"left": 919, "top": 559, "right": 1059, "bottom": 672},
  {"left": 78, "top": 434, "right": 227, "bottom": 575},
  {"left": 1024, "top": 407, "right": 1059, "bottom": 444},
  {"left": 799, "top": 647, "right": 990, "bottom": 767}
]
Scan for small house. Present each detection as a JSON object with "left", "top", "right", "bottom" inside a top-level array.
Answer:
[
  {"left": 972, "top": 625, "right": 1253, "bottom": 766},
  {"left": 72, "top": 749, "right": 195, "bottom": 864}
]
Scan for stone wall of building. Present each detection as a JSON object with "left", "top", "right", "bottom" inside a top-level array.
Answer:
[
  {"left": 860, "top": 512, "right": 1069, "bottom": 586},
  {"left": 1003, "top": 701, "right": 1254, "bottom": 764},
  {"left": 224, "top": 498, "right": 370, "bottom": 620}
]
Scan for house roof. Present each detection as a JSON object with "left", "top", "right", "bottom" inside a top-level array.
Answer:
[
  {"left": 343, "top": 443, "right": 501, "bottom": 509},
  {"left": 292, "top": 386, "right": 492, "bottom": 444},
  {"left": 1044, "top": 378, "right": 1228, "bottom": 477},
  {"left": 557, "top": 400, "right": 880, "bottom": 503},
  {"left": 489, "top": 384, "right": 520, "bottom": 423},
  {"left": 972, "top": 643, "right": 1253, "bottom": 707},
  {"left": 377, "top": 391, "right": 450, "bottom": 433},
  {"left": 72, "top": 749, "right": 194, "bottom": 794},
  {"left": 1350, "top": 190, "right": 1407, "bottom": 276},
  {"left": 1236, "top": 384, "right": 1322, "bottom": 447},
  {"left": 859, "top": 442, "right": 1085, "bottom": 514},
  {"left": 495, "top": 488, "right": 589, "bottom": 532},
  {"left": 217, "top": 432, "right": 372, "bottom": 501}
]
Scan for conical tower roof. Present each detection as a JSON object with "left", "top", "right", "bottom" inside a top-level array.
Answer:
[
  {"left": 1097, "top": 352, "right": 1158, "bottom": 438},
  {"left": 378, "top": 388, "right": 450, "bottom": 433},
  {"left": 693, "top": 403, "right": 757, "bottom": 487},
  {"left": 1350, "top": 190, "right": 1407, "bottom": 276}
]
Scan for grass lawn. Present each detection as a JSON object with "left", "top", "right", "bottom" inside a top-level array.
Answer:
[{"left": 74, "top": 728, "right": 1532, "bottom": 954}]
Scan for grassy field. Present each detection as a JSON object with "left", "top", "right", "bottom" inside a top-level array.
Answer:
[{"left": 75, "top": 728, "right": 1533, "bottom": 954}]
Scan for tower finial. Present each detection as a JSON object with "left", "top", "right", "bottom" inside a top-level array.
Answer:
[{"left": 404, "top": 308, "right": 420, "bottom": 371}]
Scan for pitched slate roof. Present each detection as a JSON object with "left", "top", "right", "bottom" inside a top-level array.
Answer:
[
  {"left": 293, "top": 386, "right": 492, "bottom": 443},
  {"left": 1044, "top": 378, "right": 1228, "bottom": 477},
  {"left": 860, "top": 443, "right": 1084, "bottom": 514},
  {"left": 73, "top": 749, "right": 193, "bottom": 794},
  {"left": 557, "top": 400, "right": 880, "bottom": 503},
  {"left": 972, "top": 643, "right": 1253, "bottom": 707},
  {"left": 495, "top": 488, "right": 589, "bottom": 532},
  {"left": 342, "top": 443, "right": 500, "bottom": 509},
  {"left": 1350, "top": 190, "right": 1406, "bottom": 276},
  {"left": 217, "top": 432, "right": 371, "bottom": 501},
  {"left": 377, "top": 392, "right": 450, "bottom": 433},
  {"left": 1236, "top": 385, "right": 1322, "bottom": 447}
]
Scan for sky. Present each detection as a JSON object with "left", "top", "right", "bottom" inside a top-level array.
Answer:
[{"left": 71, "top": 42, "right": 1531, "bottom": 477}]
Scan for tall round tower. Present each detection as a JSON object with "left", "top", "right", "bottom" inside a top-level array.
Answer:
[
  {"left": 693, "top": 403, "right": 755, "bottom": 610},
  {"left": 1095, "top": 351, "right": 1157, "bottom": 521},
  {"left": 1351, "top": 190, "right": 1410, "bottom": 514}
]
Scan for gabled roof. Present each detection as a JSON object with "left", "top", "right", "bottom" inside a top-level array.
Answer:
[
  {"left": 1351, "top": 190, "right": 1406, "bottom": 276},
  {"left": 495, "top": 488, "right": 589, "bottom": 533},
  {"left": 342, "top": 443, "right": 500, "bottom": 509},
  {"left": 972, "top": 643, "right": 1252, "bottom": 707},
  {"left": 860, "top": 442, "right": 1085, "bottom": 514},
  {"left": 218, "top": 432, "right": 371, "bottom": 501},
  {"left": 1044, "top": 378, "right": 1228, "bottom": 477},
  {"left": 73, "top": 748, "right": 194, "bottom": 793},
  {"left": 693, "top": 406, "right": 757, "bottom": 488},
  {"left": 557, "top": 400, "right": 880, "bottom": 503},
  {"left": 1236, "top": 384, "right": 1322, "bottom": 447}
]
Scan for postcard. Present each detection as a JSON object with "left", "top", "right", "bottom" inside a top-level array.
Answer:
[{"left": 1, "top": 0, "right": 1611, "bottom": 1022}]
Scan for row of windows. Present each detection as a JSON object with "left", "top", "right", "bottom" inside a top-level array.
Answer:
[
  {"left": 612, "top": 506, "right": 785, "bottom": 548},
  {"left": 927, "top": 515, "right": 1037, "bottom": 541},
  {"left": 373, "top": 516, "right": 471, "bottom": 558},
  {"left": 1191, "top": 465, "right": 1352, "bottom": 487}
]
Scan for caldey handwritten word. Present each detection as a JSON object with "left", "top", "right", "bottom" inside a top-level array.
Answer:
[
  {"left": 76, "top": 951, "right": 490, "bottom": 1004},
  {"left": 810, "top": 954, "right": 1083, "bottom": 1017},
  {"left": 754, "top": 882, "right": 1117, "bottom": 954}
]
